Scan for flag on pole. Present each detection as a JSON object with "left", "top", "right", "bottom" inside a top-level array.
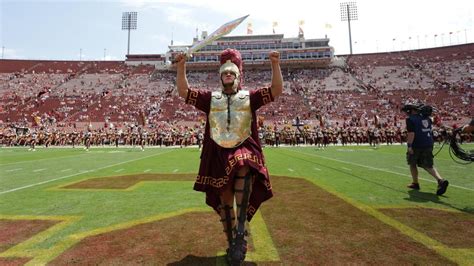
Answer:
[
  {"left": 187, "top": 14, "right": 249, "bottom": 57},
  {"left": 298, "top": 20, "right": 305, "bottom": 35},
  {"left": 272, "top": 21, "right": 278, "bottom": 34},
  {"left": 247, "top": 22, "right": 253, "bottom": 35}
]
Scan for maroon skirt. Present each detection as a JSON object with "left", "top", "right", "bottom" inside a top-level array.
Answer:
[{"left": 193, "top": 136, "right": 273, "bottom": 221}]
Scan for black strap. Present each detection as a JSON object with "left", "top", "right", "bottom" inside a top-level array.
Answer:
[
  {"left": 220, "top": 215, "right": 235, "bottom": 222},
  {"left": 236, "top": 174, "right": 251, "bottom": 240},
  {"left": 223, "top": 205, "right": 234, "bottom": 247},
  {"left": 226, "top": 95, "right": 231, "bottom": 131}
]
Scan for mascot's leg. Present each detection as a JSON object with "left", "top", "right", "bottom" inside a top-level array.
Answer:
[
  {"left": 229, "top": 173, "right": 253, "bottom": 265},
  {"left": 219, "top": 204, "right": 235, "bottom": 257},
  {"left": 219, "top": 184, "right": 236, "bottom": 264}
]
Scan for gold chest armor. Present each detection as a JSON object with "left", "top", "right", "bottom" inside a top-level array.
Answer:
[{"left": 209, "top": 90, "right": 252, "bottom": 148}]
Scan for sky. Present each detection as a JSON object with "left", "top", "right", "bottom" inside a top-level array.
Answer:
[{"left": 1, "top": 0, "right": 473, "bottom": 60}]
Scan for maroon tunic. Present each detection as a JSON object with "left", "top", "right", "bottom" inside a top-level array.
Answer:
[{"left": 186, "top": 87, "right": 274, "bottom": 221}]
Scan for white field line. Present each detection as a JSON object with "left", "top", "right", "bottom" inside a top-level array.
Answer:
[
  {"left": 144, "top": 169, "right": 152, "bottom": 173},
  {"left": 5, "top": 168, "right": 23, "bottom": 172},
  {"left": 313, "top": 167, "right": 321, "bottom": 171},
  {"left": 341, "top": 167, "right": 351, "bottom": 171},
  {"left": 60, "top": 169, "right": 72, "bottom": 172},
  {"left": 172, "top": 169, "right": 179, "bottom": 173},
  {"left": 33, "top": 168, "right": 47, "bottom": 172},
  {"left": 0, "top": 153, "right": 89, "bottom": 166},
  {"left": 114, "top": 169, "right": 124, "bottom": 173},
  {"left": 288, "top": 149, "right": 474, "bottom": 192},
  {"left": 0, "top": 151, "right": 172, "bottom": 195},
  {"left": 287, "top": 168, "right": 294, "bottom": 172}
]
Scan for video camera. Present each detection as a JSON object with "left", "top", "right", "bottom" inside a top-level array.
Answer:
[{"left": 401, "top": 102, "right": 434, "bottom": 117}]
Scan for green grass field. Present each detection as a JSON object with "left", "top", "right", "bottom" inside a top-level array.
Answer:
[{"left": 0, "top": 145, "right": 473, "bottom": 265}]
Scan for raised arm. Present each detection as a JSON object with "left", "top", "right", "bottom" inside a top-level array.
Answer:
[
  {"left": 269, "top": 51, "right": 283, "bottom": 99},
  {"left": 175, "top": 53, "right": 189, "bottom": 99}
]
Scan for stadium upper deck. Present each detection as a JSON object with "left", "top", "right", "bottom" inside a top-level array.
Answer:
[{"left": 125, "top": 33, "right": 334, "bottom": 70}]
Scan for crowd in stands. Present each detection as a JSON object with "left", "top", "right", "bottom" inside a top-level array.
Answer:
[
  {"left": 0, "top": 44, "right": 472, "bottom": 148},
  {"left": 1, "top": 120, "right": 471, "bottom": 149}
]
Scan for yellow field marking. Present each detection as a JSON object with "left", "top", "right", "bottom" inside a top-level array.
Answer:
[
  {"left": 246, "top": 211, "right": 280, "bottom": 261},
  {"left": 73, "top": 207, "right": 207, "bottom": 239},
  {"left": 23, "top": 207, "right": 209, "bottom": 265},
  {"left": 48, "top": 173, "right": 194, "bottom": 192},
  {"left": 122, "top": 181, "right": 191, "bottom": 191},
  {"left": 0, "top": 215, "right": 80, "bottom": 260},
  {"left": 215, "top": 211, "right": 280, "bottom": 264},
  {"left": 49, "top": 180, "right": 192, "bottom": 192},
  {"left": 46, "top": 176, "right": 103, "bottom": 191},
  {"left": 371, "top": 204, "right": 466, "bottom": 213},
  {"left": 7, "top": 170, "right": 468, "bottom": 264},
  {"left": 305, "top": 178, "right": 474, "bottom": 265},
  {"left": 51, "top": 172, "right": 280, "bottom": 264}
]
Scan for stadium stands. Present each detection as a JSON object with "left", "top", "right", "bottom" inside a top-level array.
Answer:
[{"left": 0, "top": 44, "right": 472, "bottom": 147}]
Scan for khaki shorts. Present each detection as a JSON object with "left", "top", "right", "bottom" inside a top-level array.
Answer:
[{"left": 407, "top": 147, "right": 434, "bottom": 168}]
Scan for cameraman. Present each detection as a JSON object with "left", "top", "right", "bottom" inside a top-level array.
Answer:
[{"left": 403, "top": 103, "right": 449, "bottom": 195}]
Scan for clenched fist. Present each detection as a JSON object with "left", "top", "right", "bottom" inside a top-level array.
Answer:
[
  {"left": 269, "top": 51, "right": 280, "bottom": 64},
  {"left": 174, "top": 53, "right": 187, "bottom": 67}
]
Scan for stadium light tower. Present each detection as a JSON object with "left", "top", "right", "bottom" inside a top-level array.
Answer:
[
  {"left": 340, "top": 2, "right": 358, "bottom": 54},
  {"left": 122, "top": 11, "right": 137, "bottom": 56}
]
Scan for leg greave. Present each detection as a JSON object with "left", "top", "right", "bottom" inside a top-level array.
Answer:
[
  {"left": 229, "top": 173, "right": 252, "bottom": 265},
  {"left": 220, "top": 205, "right": 234, "bottom": 248}
]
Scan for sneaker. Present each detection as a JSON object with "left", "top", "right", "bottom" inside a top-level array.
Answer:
[
  {"left": 436, "top": 180, "right": 449, "bottom": 196},
  {"left": 407, "top": 183, "right": 420, "bottom": 190}
]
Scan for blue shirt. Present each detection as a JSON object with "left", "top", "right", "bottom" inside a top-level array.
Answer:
[{"left": 406, "top": 114, "right": 433, "bottom": 148}]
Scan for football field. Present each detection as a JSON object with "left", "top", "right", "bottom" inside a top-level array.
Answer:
[{"left": 0, "top": 145, "right": 473, "bottom": 265}]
